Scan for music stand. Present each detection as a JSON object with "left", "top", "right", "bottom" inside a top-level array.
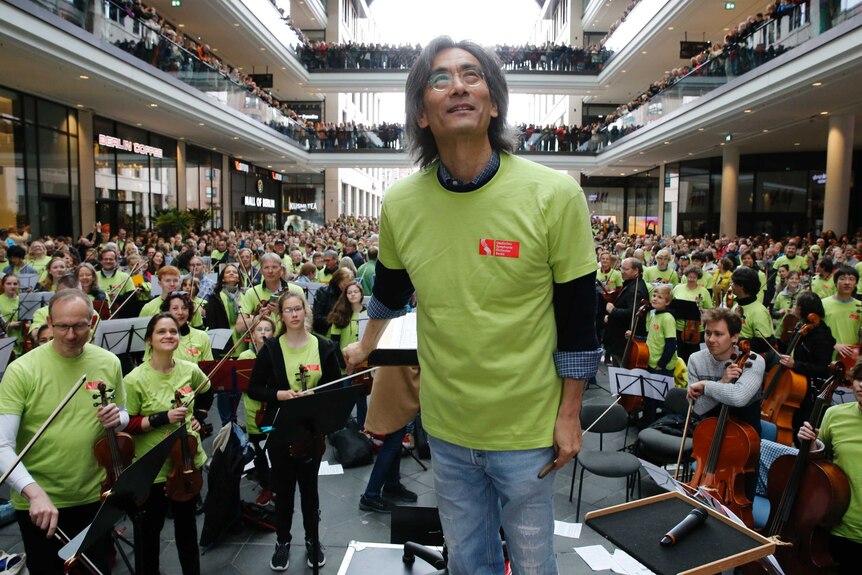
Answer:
[
  {"left": 18, "top": 292, "right": 52, "bottom": 321},
  {"left": 58, "top": 426, "right": 184, "bottom": 574},
  {"left": 17, "top": 273, "right": 40, "bottom": 292},
  {"left": 0, "top": 336, "right": 16, "bottom": 380},
  {"left": 608, "top": 366, "right": 672, "bottom": 402},
  {"left": 199, "top": 358, "right": 255, "bottom": 422},
  {"left": 92, "top": 317, "right": 151, "bottom": 356},
  {"left": 268, "top": 384, "right": 365, "bottom": 575},
  {"left": 303, "top": 282, "right": 326, "bottom": 305},
  {"left": 207, "top": 329, "right": 234, "bottom": 353}
]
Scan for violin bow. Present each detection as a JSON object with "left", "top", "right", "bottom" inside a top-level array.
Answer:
[
  {"left": 0, "top": 375, "right": 87, "bottom": 487},
  {"left": 105, "top": 262, "right": 146, "bottom": 310},
  {"left": 674, "top": 397, "right": 695, "bottom": 481}
]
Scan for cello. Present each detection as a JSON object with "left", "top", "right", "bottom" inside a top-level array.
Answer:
[
  {"left": 764, "top": 362, "right": 851, "bottom": 574},
  {"left": 760, "top": 313, "right": 819, "bottom": 445},
  {"left": 619, "top": 300, "right": 650, "bottom": 414},
  {"left": 165, "top": 390, "right": 203, "bottom": 502},
  {"left": 94, "top": 382, "right": 135, "bottom": 499},
  {"left": 688, "top": 341, "right": 760, "bottom": 527}
]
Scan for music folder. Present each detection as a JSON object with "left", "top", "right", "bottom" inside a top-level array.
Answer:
[
  {"left": 198, "top": 358, "right": 255, "bottom": 393},
  {"left": 368, "top": 312, "right": 418, "bottom": 366}
]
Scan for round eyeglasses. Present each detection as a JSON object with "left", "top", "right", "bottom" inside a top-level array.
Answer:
[{"left": 427, "top": 68, "right": 485, "bottom": 92}]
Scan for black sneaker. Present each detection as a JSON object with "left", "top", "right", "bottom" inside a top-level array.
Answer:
[
  {"left": 359, "top": 495, "right": 392, "bottom": 513},
  {"left": 382, "top": 483, "right": 418, "bottom": 503},
  {"left": 270, "top": 542, "right": 289, "bottom": 571},
  {"left": 306, "top": 539, "right": 326, "bottom": 568}
]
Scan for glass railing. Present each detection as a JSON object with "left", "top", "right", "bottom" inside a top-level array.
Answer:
[
  {"left": 600, "top": 1, "right": 862, "bottom": 151},
  {"left": 601, "top": 0, "right": 671, "bottom": 55},
  {"left": 28, "top": 0, "right": 310, "bottom": 148}
]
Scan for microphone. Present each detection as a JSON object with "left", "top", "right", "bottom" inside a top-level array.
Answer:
[{"left": 660, "top": 507, "right": 708, "bottom": 546}]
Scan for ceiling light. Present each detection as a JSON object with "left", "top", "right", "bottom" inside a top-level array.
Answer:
[
  {"left": 720, "top": 143, "right": 725, "bottom": 146},
  {"left": 620, "top": 172, "right": 626, "bottom": 175},
  {"left": 178, "top": 24, "right": 185, "bottom": 28},
  {"left": 762, "top": 129, "right": 769, "bottom": 133},
  {"left": 641, "top": 51, "right": 647, "bottom": 55},
  {"left": 76, "top": 104, "right": 84, "bottom": 108},
  {"left": 232, "top": 136, "right": 239, "bottom": 140},
  {"left": 237, "top": 155, "right": 243, "bottom": 159},
  {"left": 663, "top": 141, "right": 672, "bottom": 145},
  {"left": 668, "top": 27, "right": 675, "bottom": 31},
  {"left": 743, "top": 109, "right": 752, "bottom": 113},
  {"left": 259, "top": 147, "right": 265, "bottom": 150},
  {"left": 267, "top": 165, "right": 272, "bottom": 168},
  {"left": 280, "top": 156, "right": 286, "bottom": 159},
  {"left": 212, "top": 48, "right": 218, "bottom": 52},
  {"left": 638, "top": 151, "right": 645, "bottom": 155},
  {"left": 697, "top": 128, "right": 705, "bottom": 132},
  {"left": 179, "top": 137, "right": 185, "bottom": 140},
  {"left": 212, "top": 147, "right": 217, "bottom": 151},
  {"left": 149, "top": 103, "right": 158, "bottom": 108},
  {"left": 198, "top": 122, "right": 205, "bottom": 126},
  {"left": 688, "top": 153, "right": 693, "bottom": 156},
  {"left": 136, "top": 123, "right": 142, "bottom": 126},
  {"left": 621, "top": 70, "right": 627, "bottom": 73},
  {"left": 233, "top": 23, "right": 240, "bottom": 27},
  {"left": 281, "top": 67, "right": 286, "bottom": 70},
  {"left": 820, "top": 111, "right": 828, "bottom": 115},
  {"left": 79, "top": 75, "right": 89, "bottom": 80},
  {"left": 793, "top": 142, "right": 800, "bottom": 146},
  {"left": 260, "top": 47, "right": 266, "bottom": 51},
  {"left": 812, "top": 82, "right": 822, "bottom": 87}
]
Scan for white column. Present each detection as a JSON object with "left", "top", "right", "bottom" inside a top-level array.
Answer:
[
  {"left": 823, "top": 114, "right": 854, "bottom": 236},
  {"left": 719, "top": 145, "right": 739, "bottom": 238}
]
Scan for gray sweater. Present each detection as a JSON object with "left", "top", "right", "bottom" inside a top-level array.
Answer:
[{"left": 687, "top": 347, "right": 765, "bottom": 416}]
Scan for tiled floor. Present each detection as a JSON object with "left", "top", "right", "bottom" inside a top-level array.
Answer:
[{"left": 0, "top": 366, "right": 668, "bottom": 573}]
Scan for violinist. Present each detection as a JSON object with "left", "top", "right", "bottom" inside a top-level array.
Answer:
[
  {"left": 772, "top": 270, "right": 803, "bottom": 345},
  {"left": 123, "top": 313, "right": 212, "bottom": 575},
  {"left": 731, "top": 266, "right": 776, "bottom": 358},
  {"left": 144, "top": 291, "right": 213, "bottom": 364},
  {"left": 672, "top": 266, "right": 714, "bottom": 361},
  {"left": 237, "top": 253, "right": 303, "bottom": 336},
  {"left": 777, "top": 292, "right": 836, "bottom": 439},
  {"left": 603, "top": 257, "right": 649, "bottom": 366},
  {"left": 822, "top": 265, "right": 862, "bottom": 365},
  {"left": 797, "top": 361, "right": 862, "bottom": 575},
  {"left": 206, "top": 264, "right": 247, "bottom": 425},
  {"left": 239, "top": 316, "right": 277, "bottom": 505},
  {"left": 810, "top": 258, "right": 836, "bottom": 299},
  {"left": 686, "top": 307, "right": 766, "bottom": 497},
  {"left": 76, "top": 263, "right": 107, "bottom": 302},
  {"left": 97, "top": 249, "right": 133, "bottom": 302},
  {"left": 0, "top": 289, "right": 125, "bottom": 574},
  {"left": 597, "top": 251, "right": 622, "bottom": 293},
  {"left": 247, "top": 292, "right": 341, "bottom": 571}
]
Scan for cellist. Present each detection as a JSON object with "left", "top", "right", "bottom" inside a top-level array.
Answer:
[
  {"left": 686, "top": 307, "right": 766, "bottom": 499},
  {"left": 603, "top": 257, "right": 649, "bottom": 367},
  {"left": 798, "top": 360, "right": 862, "bottom": 575},
  {"left": 776, "top": 292, "right": 836, "bottom": 441}
]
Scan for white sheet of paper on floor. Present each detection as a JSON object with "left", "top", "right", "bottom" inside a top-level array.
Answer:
[
  {"left": 318, "top": 461, "right": 344, "bottom": 476},
  {"left": 553, "top": 520, "right": 582, "bottom": 538},
  {"left": 610, "top": 549, "right": 654, "bottom": 575},
  {"left": 574, "top": 545, "right": 615, "bottom": 571}
]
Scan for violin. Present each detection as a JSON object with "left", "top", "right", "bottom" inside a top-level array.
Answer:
[
  {"left": 779, "top": 291, "right": 801, "bottom": 345},
  {"left": 597, "top": 279, "right": 621, "bottom": 304},
  {"left": 764, "top": 362, "right": 851, "bottom": 574},
  {"left": 288, "top": 365, "right": 325, "bottom": 462},
  {"left": 760, "top": 313, "right": 819, "bottom": 445},
  {"left": 688, "top": 341, "right": 760, "bottom": 527},
  {"left": 619, "top": 300, "right": 650, "bottom": 414},
  {"left": 681, "top": 294, "right": 702, "bottom": 345},
  {"left": 93, "top": 383, "right": 135, "bottom": 500},
  {"left": 164, "top": 390, "right": 203, "bottom": 502}
]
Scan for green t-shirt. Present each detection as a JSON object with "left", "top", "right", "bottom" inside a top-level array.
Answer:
[
  {"left": 772, "top": 288, "right": 803, "bottom": 340},
  {"left": 239, "top": 282, "right": 303, "bottom": 333},
  {"left": 819, "top": 402, "right": 862, "bottom": 544},
  {"left": 139, "top": 296, "right": 166, "bottom": 317},
  {"left": 811, "top": 276, "right": 836, "bottom": 299},
  {"left": 124, "top": 359, "right": 209, "bottom": 483},
  {"left": 856, "top": 262, "right": 862, "bottom": 295},
  {"left": 0, "top": 343, "right": 124, "bottom": 510},
  {"left": 238, "top": 348, "right": 263, "bottom": 435},
  {"left": 597, "top": 268, "right": 623, "bottom": 290},
  {"left": 643, "top": 265, "right": 679, "bottom": 287},
  {"left": 0, "top": 294, "right": 22, "bottom": 355},
  {"left": 327, "top": 310, "right": 360, "bottom": 351},
  {"left": 773, "top": 255, "right": 806, "bottom": 285},
  {"left": 143, "top": 326, "right": 213, "bottom": 364},
  {"left": 738, "top": 299, "right": 775, "bottom": 340},
  {"left": 278, "top": 335, "right": 324, "bottom": 392},
  {"left": 378, "top": 153, "right": 596, "bottom": 450},
  {"left": 671, "top": 284, "right": 713, "bottom": 332},
  {"left": 646, "top": 310, "right": 678, "bottom": 370},
  {"left": 30, "top": 306, "right": 49, "bottom": 335},
  {"left": 28, "top": 255, "right": 51, "bottom": 275},
  {"left": 97, "top": 269, "right": 134, "bottom": 299},
  {"left": 822, "top": 296, "right": 862, "bottom": 345}
]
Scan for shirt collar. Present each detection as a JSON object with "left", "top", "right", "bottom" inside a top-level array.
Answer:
[{"left": 437, "top": 150, "right": 500, "bottom": 192}]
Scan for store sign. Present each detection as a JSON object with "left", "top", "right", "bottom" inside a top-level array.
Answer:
[
  {"left": 812, "top": 173, "right": 827, "bottom": 184},
  {"left": 288, "top": 202, "right": 317, "bottom": 212},
  {"left": 233, "top": 160, "right": 250, "bottom": 173},
  {"left": 98, "top": 134, "right": 163, "bottom": 158},
  {"left": 271, "top": 171, "right": 283, "bottom": 182},
  {"left": 244, "top": 195, "right": 275, "bottom": 209}
]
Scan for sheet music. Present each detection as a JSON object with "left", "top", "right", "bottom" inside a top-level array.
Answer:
[
  {"left": 608, "top": 367, "right": 672, "bottom": 401},
  {"left": 377, "top": 312, "right": 417, "bottom": 350}
]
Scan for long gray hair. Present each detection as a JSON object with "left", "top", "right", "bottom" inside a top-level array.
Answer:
[{"left": 404, "top": 36, "right": 518, "bottom": 169}]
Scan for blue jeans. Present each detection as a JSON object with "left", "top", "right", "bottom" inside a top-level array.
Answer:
[
  {"left": 428, "top": 435, "right": 558, "bottom": 575},
  {"left": 363, "top": 426, "right": 404, "bottom": 498}
]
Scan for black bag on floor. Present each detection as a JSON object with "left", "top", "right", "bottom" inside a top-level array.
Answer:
[{"left": 329, "top": 428, "right": 374, "bottom": 468}]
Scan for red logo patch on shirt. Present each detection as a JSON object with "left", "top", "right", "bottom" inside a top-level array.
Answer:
[
  {"left": 653, "top": 324, "right": 660, "bottom": 330},
  {"left": 478, "top": 239, "right": 520, "bottom": 259},
  {"left": 304, "top": 364, "right": 320, "bottom": 372},
  {"left": 179, "top": 386, "right": 193, "bottom": 395},
  {"left": 85, "top": 381, "right": 101, "bottom": 390},
  {"left": 186, "top": 348, "right": 200, "bottom": 355},
  {"left": 850, "top": 314, "right": 860, "bottom": 320}
]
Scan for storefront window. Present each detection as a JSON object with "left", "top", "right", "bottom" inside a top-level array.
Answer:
[
  {"left": 0, "top": 89, "right": 26, "bottom": 232},
  {"left": 186, "top": 146, "right": 222, "bottom": 230},
  {"left": 230, "top": 160, "right": 280, "bottom": 230},
  {"left": 282, "top": 173, "right": 325, "bottom": 229}
]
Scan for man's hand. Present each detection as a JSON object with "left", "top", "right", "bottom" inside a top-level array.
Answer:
[
  {"left": 778, "top": 354, "right": 795, "bottom": 369},
  {"left": 167, "top": 406, "right": 188, "bottom": 424},
  {"left": 687, "top": 381, "right": 705, "bottom": 400},
  {"left": 96, "top": 402, "right": 121, "bottom": 429},
  {"left": 835, "top": 343, "right": 859, "bottom": 358},
  {"left": 22, "top": 483, "right": 58, "bottom": 538},
  {"left": 342, "top": 341, "right": 370, "bottom": 374},
  {"left": 798, "top": 421, "right": 819, "bottom": 442},
  {"left": 551, "top": 411, "right": 582, "bottom": 470},
  {"left": 276, "top": 389, "right": 313, "bottom": 401},
  {"left": 721, "top": 362, "right": 743, "bottom": 383}
]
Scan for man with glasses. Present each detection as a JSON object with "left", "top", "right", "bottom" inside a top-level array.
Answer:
[
  {"left": 316, "top": 249, "right": 339, "bottom": 284},
  {"left": 97, "top": 249, "right": 134, "bottom": 302},
  {"left": 343, "top": 37, "right": 600, "bottom": 574},
  {"left": 0, "top": 289, "right": 125, "bottom": 574},
  {"left": 236, "top": 253, "right": 302, "bottom": 335},
  {"left": 187, "top": 255, "right": 215, "bottom": 301}
]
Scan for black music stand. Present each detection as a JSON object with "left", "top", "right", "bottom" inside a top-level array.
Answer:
[
  {"left": 268, "top": 384, "right": 365, "bottom": 575},
  {"left": 18, "top": 292, "right": 52, "bottom": 321},
  {"left": 0, "top": 336, "right": 16, "bottom": 380},
  {"left": 59, "top": 426, "right": 184, "bottom": 574},
  {"left": 92, "top": 317, "right": 150, "bottom": 356}
]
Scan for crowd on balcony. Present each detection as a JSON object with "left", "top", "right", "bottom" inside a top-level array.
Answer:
[{"left": 269, "top": 121, "right": 405, "bottom": 151}]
